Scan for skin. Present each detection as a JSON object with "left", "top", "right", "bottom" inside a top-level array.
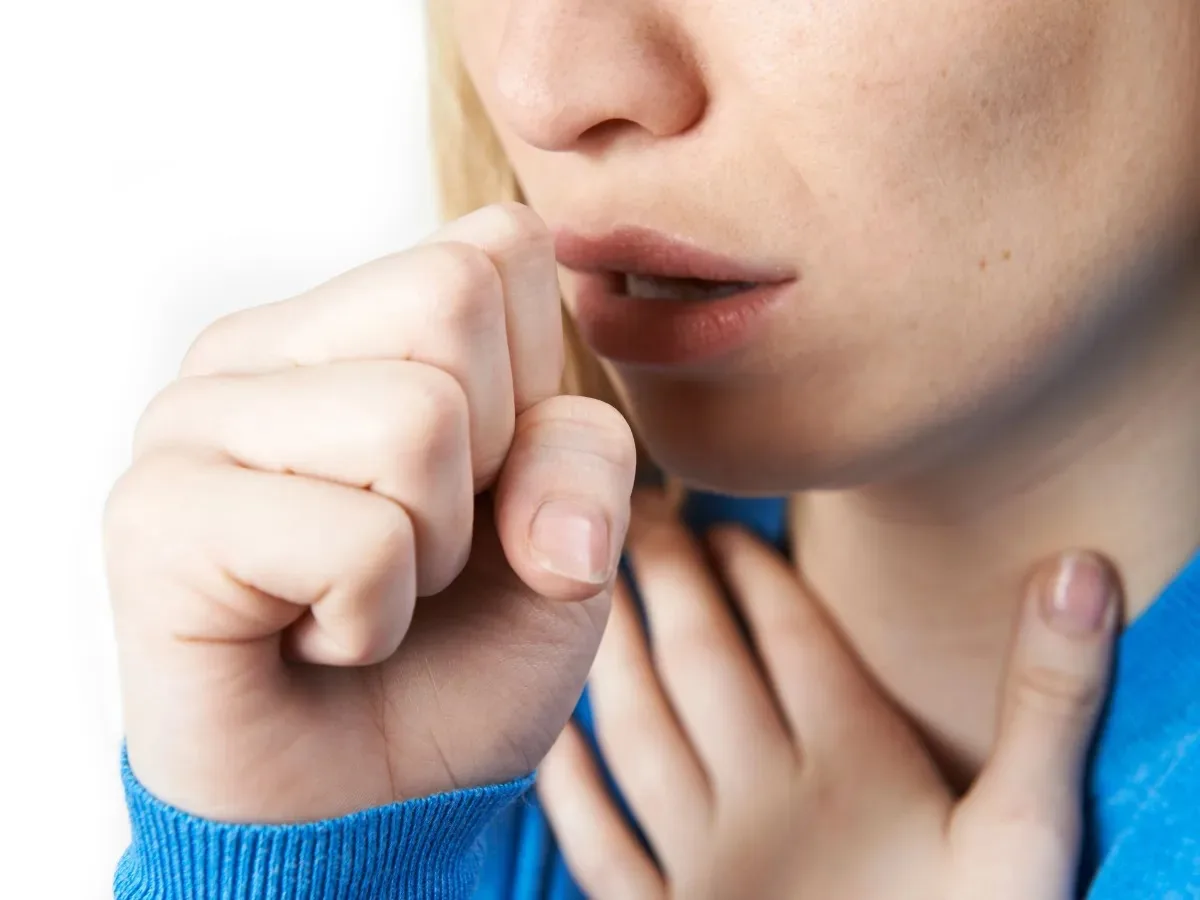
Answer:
[
  {"left": 107, "top": 203, "right": 1119, "bottom": 899},
  {"left": 109, "top": 206, "right": 642, "bottom": 820},
  {"left": 538, "top": 497, "right": 1119, "bottom": 899},
  {"left": 451, "top": 0, "right": 1200, "bottom": 773},
  {"left": 104, "top": 1, "right": 1198, "bottom": 896}
]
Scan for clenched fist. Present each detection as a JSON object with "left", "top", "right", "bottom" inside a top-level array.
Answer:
[{"left": 105, "top": 203, "right": 637, "bottom": 823}]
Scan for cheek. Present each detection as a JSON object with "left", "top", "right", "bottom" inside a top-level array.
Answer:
[
  {"left": 737, "top": 1, "right": 1112, "bottom": 379},
  {"left": 673, "top": 2, "right": 1130, "bottom": 472},
  {"left": 747, "top": 0, "right": 1101, "bottom": 237}
]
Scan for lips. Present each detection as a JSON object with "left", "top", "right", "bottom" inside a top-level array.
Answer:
[
  {"left": 623, "top": 273, "right": 760, "bottom": 302},
  {"left": 554, "top": 227, "right": 797, "bottom": 366}
]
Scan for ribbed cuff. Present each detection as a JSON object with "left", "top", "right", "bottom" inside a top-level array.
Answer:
[{"left": 115, "top": 750, "right": 534, "bottom": 900}]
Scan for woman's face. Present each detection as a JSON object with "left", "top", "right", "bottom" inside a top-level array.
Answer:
[{"left": 451, "top": 1, "right": 1200, "bottom": 492}]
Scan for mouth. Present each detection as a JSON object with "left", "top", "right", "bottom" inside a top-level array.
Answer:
[
  {"left": 621, "top": 273, "right": 762, "bottom": 302},
  {"left": 554, "top": 227, "right": 797, "bottom": 366},
  {"left": 555, "top": 225, "right": 793, "bottom": 287}
]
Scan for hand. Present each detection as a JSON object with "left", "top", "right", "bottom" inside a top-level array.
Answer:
[
  {"left": 537, "top": 492, "right": 1118, "bottom": 899},
  {"left": 105, "top": 203, "right": 637, "bottom": 822}
]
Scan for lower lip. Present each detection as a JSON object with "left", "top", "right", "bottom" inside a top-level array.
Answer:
[{"left": 570, "top": 276, "right": 793, "bottom": 366}]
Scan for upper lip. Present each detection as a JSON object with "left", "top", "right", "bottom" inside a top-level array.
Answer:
[{"left": 554, "top": 226, "right": 796, "bottom": 284}]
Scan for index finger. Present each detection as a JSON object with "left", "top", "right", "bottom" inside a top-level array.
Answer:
[{"left": 426, "top": 202, "right": 564, "bottom": 412}]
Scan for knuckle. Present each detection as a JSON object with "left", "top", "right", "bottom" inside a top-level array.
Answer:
[
  {"left": 440, "top": 280, "right": 504, "bottom": 341},
  {"left": 578, "top": 399, "right": 638, "bottom": 469},
  {"left": 331, "top": 609, "right": 406, "bottom": 667},
  {"left": 325, "top": 617, "right": 403, "bottom": 667},
  {"left": 568, "top": 847, "right": 631, "bottom": 900},
  {"left": 103, "top": 471, "right": 146, "bottom": 558},
  {"left": 362, "top": 495, "right": 417, "bottom": 575},
  {"left": 340, "top": 509, "right": 415, "bottom": 663},
  {"left": 1013, "top": 664, "right": 1102, "bottom": 719},
  {"left": 521, "top": 396, "right": 638, "bottom": 472},
  {"left": 604, "top": 731, "right": 676, "bottom": 805},
  {"left": 956, "top": 792, "right": 1073, "bottom": 861},
  {"left": 420, "top": 240, "right": 503, "bottom": 318},
  {"left": 658, "top": 630, "right": 730, "bottom": 679},
  {"left": 131, "top": 378, "right": 195, "bottom": 458},
  {"left": 180, "top": 311, "right": 242, "bottom": 376},
  {"left": 767, "top": 613, "right": 827, "bottom": 662},
  {"left": 102, "top": 455, "right": 190, "bottom": 602},
  {"left": 796, "top": 762, "right": 839, "bottom": 813},
  {"left": 399, "top": 366, "right": 470, "bottom": 463},
  {"left": 476, "top": 201, "right": 553, "bottom": 251},
  {"left": 104, "top": 456, "right": 172, "bottom": 544},
  {"left": 354, "top": 364, "right": 468, "bottom": 471}
]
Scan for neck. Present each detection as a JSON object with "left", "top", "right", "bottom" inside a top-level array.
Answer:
[{"left": 790, "top": 272, "right": 1200, "bottom": 786}]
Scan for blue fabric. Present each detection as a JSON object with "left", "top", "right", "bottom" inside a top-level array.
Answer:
[{"left": 115, "top": 494, "right": 1200, "bottom": 899}]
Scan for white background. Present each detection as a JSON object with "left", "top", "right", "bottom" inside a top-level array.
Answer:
[{"left": 0, "top": 2, "right": 437, "bottom": 895}]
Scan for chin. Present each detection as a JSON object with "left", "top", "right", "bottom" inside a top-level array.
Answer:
[
  {"left": 609, "top": 341, "right": 1044, "bottom": 496},
  {"left": 631, "top": 416, "right": 883, "bottom": 495},
  {"left": 620, "top": 377, "right": 962, "bottom": 495}
]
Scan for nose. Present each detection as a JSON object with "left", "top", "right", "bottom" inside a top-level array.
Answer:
[{"left": 491, "top": 0, "right": 708, "bottom": 152}]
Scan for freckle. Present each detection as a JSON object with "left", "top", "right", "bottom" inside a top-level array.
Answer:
[{"left": 1002, "top": 249, "right": 1012, "bottom": 261}]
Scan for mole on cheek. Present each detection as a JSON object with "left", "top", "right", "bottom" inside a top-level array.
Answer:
[{"left": 978, "top": 250, "right": 1014, "bottom": 273}]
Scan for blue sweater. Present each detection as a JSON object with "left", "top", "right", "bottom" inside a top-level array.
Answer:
[{"left": 116, "top": 495, "right": 1200, "bottom": 899}]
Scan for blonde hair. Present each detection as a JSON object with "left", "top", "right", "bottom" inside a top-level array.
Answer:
[{"left": 425, "top": 4, "right": 617, "bottom": 407}]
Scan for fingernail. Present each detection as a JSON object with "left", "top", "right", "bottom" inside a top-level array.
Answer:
[
  {"left": 529, "top": 499, "right": 612, "bottom": 585},
  {"left": 1041, "top": 553, "right": 1114, "bottom": 636}
]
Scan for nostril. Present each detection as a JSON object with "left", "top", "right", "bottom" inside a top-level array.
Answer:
[
  {"left": 577, "top": 118, "right": 647, "bottom": 150},
  {"left": 489, "top": 6, "right": 708, "bottom": 153}
]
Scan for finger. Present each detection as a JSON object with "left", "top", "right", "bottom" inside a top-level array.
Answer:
[
  {"left": 538, "top": 721, "right": 666, "bottom": 900},
  {"left": 626, "top": 492, "right": 793, "bottom": 792},
  {"left": 105, "top": 452, "right": 417, "bottom": 668},
  {"left": 181, "top": 238, "right": 515, "bottom": 488},
  {"left": 706, "top": 526, "right": 893, "bottom": 750},
  {"left": 425, "top": 202, "right": 564, "bottom": 413},
  {"left": 589, "top": 576, "right": 712, "bottom": 870},
  {"left": 134, "top": 360, "right": 473, "bottom": 597},
  {"left": 956, "top": 553, "right": 1118, "bottom": 896},
  {"left": 493, "top": 395, "right": 637, "bottom": 600}
]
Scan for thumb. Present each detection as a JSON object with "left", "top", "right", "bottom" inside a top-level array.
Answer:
[
  {"left": 956, "top": 552, "right": 1120, "bottom": 896},
  {"left": 493, "top": 394, "right": 637, "bottom": 601}
]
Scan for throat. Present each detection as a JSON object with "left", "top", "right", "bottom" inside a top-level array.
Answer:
[{"left": 787, "top": 492, "right": 1048, "bottom": 788}]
